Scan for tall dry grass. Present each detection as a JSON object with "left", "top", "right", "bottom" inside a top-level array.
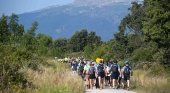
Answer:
[
  {"left": 25, "top": 60, "right": 85, "bottom": 93},
  {"left": 131, "top": 70, "right": 170, "bottom": 93}
]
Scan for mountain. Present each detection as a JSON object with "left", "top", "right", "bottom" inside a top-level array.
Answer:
[{"left": 19, "top": 0, "right": 134, "bottom": 41}]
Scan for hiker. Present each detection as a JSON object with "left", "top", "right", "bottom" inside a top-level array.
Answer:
[
  {"left": 88, "top": 62, "right": 96, "bottom": 89},
  {"left": 121, "top": 61, "right": 132, "bottom": 90},
  {"left": 110, "top": 60, "right": 120, "bottom": 89},
  {"left": 97, "top": 60, "right": 105, "bottom": 89},
  {"left": 94, "top": 62, "right": 99, "bottom": 89},
  {"left": 118, "top": 65, "right": 122, "bottom": 88},
  {"left": 105, "top": 62, "right": 111, "bottom": 87},
  {"left": 83, "top": 61, "right": 91, "bottom": 89},
  {"left": 78, "top": 61, "right": 85, "bottom": 78},
  {"left": 71, "top": 60, "right": 78, "bottom": 74}
]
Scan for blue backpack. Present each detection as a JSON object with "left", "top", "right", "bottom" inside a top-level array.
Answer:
[
  {"left": 111, "top": 64, "right": 118, "bottom": 73},
  {"left": 72, "top": 63, "right": 77, "bottom": 70},
  {"left": 97, "top": 64, "right": 104, "bottom": 73},
  {"left": 124, "top": 66, "right": 131, "bottom": 76},
  {"left": 89, "top": 67, "right": 95, "bottom": 75}
]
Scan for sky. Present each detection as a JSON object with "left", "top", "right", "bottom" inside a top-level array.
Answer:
[
  {"left": 0, "top": 0, "right": 74, "bottom": 15},
  {"left": 0, "top": 0, "right": 143, "bottom": 16}
]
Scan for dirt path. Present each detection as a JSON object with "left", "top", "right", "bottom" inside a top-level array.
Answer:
[{"left": 86, "top": 87, "right": 136, "bottom": 93}]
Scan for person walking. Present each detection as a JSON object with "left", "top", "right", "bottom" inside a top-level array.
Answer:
[
  {"left": 105, "top": 62, "right": 111, "bottom": 87},
  {"left": 121, "top": 61, "right": 132, "bottom": 90},
  {"left": 88, "top": 62, "right": 96, "bottom": 89},
  {"left": 83, "top": 61, "right": 91, "bottom": 89},
  {"left": 110, "top": 60, "right": 120, "bottom": 89},
  {"left": 71, "top": 60, "right": 78, "bottom": 74},
  {"left": 97, "top": 60, "right": 105, "bottom": 90},
  {"left": 78, "top": 61, "right": 85, "bottom": 78},
  {"left": 94, "top": 62, "right": 99, "bottom": 89}
]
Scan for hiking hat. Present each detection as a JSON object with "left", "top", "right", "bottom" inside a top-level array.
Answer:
[
  {"left": 125, "top": 61, "right": 129, "bottom": 65},
  {"left": 87, "top": 61, "right": 91, "bottom": 65},
  {"left": 114, "top": 60, "right": 118, "bottom": 63}
]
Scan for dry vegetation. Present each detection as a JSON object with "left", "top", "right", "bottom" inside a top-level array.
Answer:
[
  {"left": 24, "top": 60, "right": 85, "bottom": 93},
  {"left": 131, "top": 70, "right": 170, "bottom": 93}
]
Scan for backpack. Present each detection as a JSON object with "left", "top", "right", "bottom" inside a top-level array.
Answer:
[
  {"left": 124, "top": 66, "right": 131, "bottom": 76},
  {"left": 111, "top": 64, "right": 118, "bottom": 73},
  {"left": 89, "top": 67, "right": 95, "bottom": 75},
  {"left": 97, "top": 64, "right": 104, "bottom": 73},
  {"left": 72, "top": 63, "right": 77, "bottom": 70},
  {"left": 79, "top": 65, "right": 84, "bottom": 72}
]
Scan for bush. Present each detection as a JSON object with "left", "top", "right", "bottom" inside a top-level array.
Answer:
[
  {"left": 131, "top": 47, "right": 153, "bottom": 62},
  {"left": 0, "top": 44, "right": 42, "bottom": 92},
  {"left": 0, "top": 45, "right": 28, "bottom": 92},
  {"left": 149, "top": 63, "right": 165, "bottom": 75}
]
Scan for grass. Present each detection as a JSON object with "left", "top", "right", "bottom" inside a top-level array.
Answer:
[
  {"left": 24, "top": 59, "right": 85, "bottom": 93},
  {"left": 131, "top": 70, "right": 170, "bottom": 93}
]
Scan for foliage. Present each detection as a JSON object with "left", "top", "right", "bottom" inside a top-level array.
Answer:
[
  {"left": 83, "top": 45, "right": 94, "bottom": 59},
  {"left": 143, "top": 0, "right": 170, "bottom": 66},
  {"left": 0, "top": 14, "right": 43, "bottom": 92},
  {"left": 69, "top": 29, "right": 101, "bottom": 52},
  {"left": 108, "top": 0, "right": 170, "bottom": 68},
  {"left": 0, "top": 14, "right": 103, "bottom": 92}
]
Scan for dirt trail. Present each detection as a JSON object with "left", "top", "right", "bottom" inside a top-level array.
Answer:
[{"left": 86, "top": 87, "right": 136, "bottom": 93}]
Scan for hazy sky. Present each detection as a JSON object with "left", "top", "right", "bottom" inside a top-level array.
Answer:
[
  {"left": 0, "top": 0, "right": 74, "bottom": 15},
  {"left": 0, "top": 0, "right": 143, "bottom": 15}
]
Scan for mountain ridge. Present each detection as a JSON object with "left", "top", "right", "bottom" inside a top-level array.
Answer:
[{"left": 19, "top": 1, "right": 131, "bottom": 41}]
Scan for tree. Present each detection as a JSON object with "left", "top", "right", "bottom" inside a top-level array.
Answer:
[
  {"left": 83, "top": 45, "right": 93, "bottom": 59},
  {"left": 143, "top": 0, "right": 170, "bottom": 46},
  {"left": 36, "top": 34, "right": 53, "bottom": 56},
  {"left": 0, "top": 15, "right": 10, "bottom": 43},
  {"left": 9, "top": 14, "right": 24, "bottom": 45},
  {"left": 111, "top": 18, "right": 128, "bottom": 60},
  {"left": 126, "top": 2, "right": 144, "bottom": 35},
  {"left": 27, "top": 21, "right": 38, "bottom": 36},
  {"left": 21, "top": 21, "right": 38, "bottom": 52},
  {"left": 69, "top": 29, "right": 88, "bottom": 52},
  {"left": 87, "top": 32, "right": 101, "bottom": 47},
  {"left": 54, "top": 38, "right": 68, "bottom": 52},
  {"left": 143, "top": 0, "right": 170, "bottom": 65}
]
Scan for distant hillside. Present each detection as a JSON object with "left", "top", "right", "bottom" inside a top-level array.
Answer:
[{"left": 19, "top": 1, "right": 131, "bottom": 41}]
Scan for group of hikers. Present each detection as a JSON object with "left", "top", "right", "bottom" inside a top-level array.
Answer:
[{"left": 69, "top": 58, "right": 132, "bottom": 90}]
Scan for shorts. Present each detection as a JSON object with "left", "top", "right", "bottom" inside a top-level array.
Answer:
[
  {"left": 78, "top": 71, "right": 83, "bottom": 75},
  {"left": 124, "top": 75, "right": 130, "bottom": 81},
  {"left": 111, "top": 73, "right": 119, "bottom": 79},
  {"left": 89, "top": 74, "right": 95, "bottom": 79},
  {"left": 98, "top": 72, "right": 105, "bottom": 78},
  {"left": 72, "top": 68, "right": 77, "bottom": 71},
  {"left": 105, "top": 76, "right": 110, "bottom": 80}
]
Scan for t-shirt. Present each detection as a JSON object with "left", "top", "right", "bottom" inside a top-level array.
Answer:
[{"left": 84, "top": 65, "right": 90, "bottom": 73}]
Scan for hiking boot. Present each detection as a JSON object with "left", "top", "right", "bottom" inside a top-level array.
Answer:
[
  {"left": 100, "top": 87, "right": 102, "bottom": 90},
  {"left": 116, "top": 86, "right": 119, "bottom": 89}
]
